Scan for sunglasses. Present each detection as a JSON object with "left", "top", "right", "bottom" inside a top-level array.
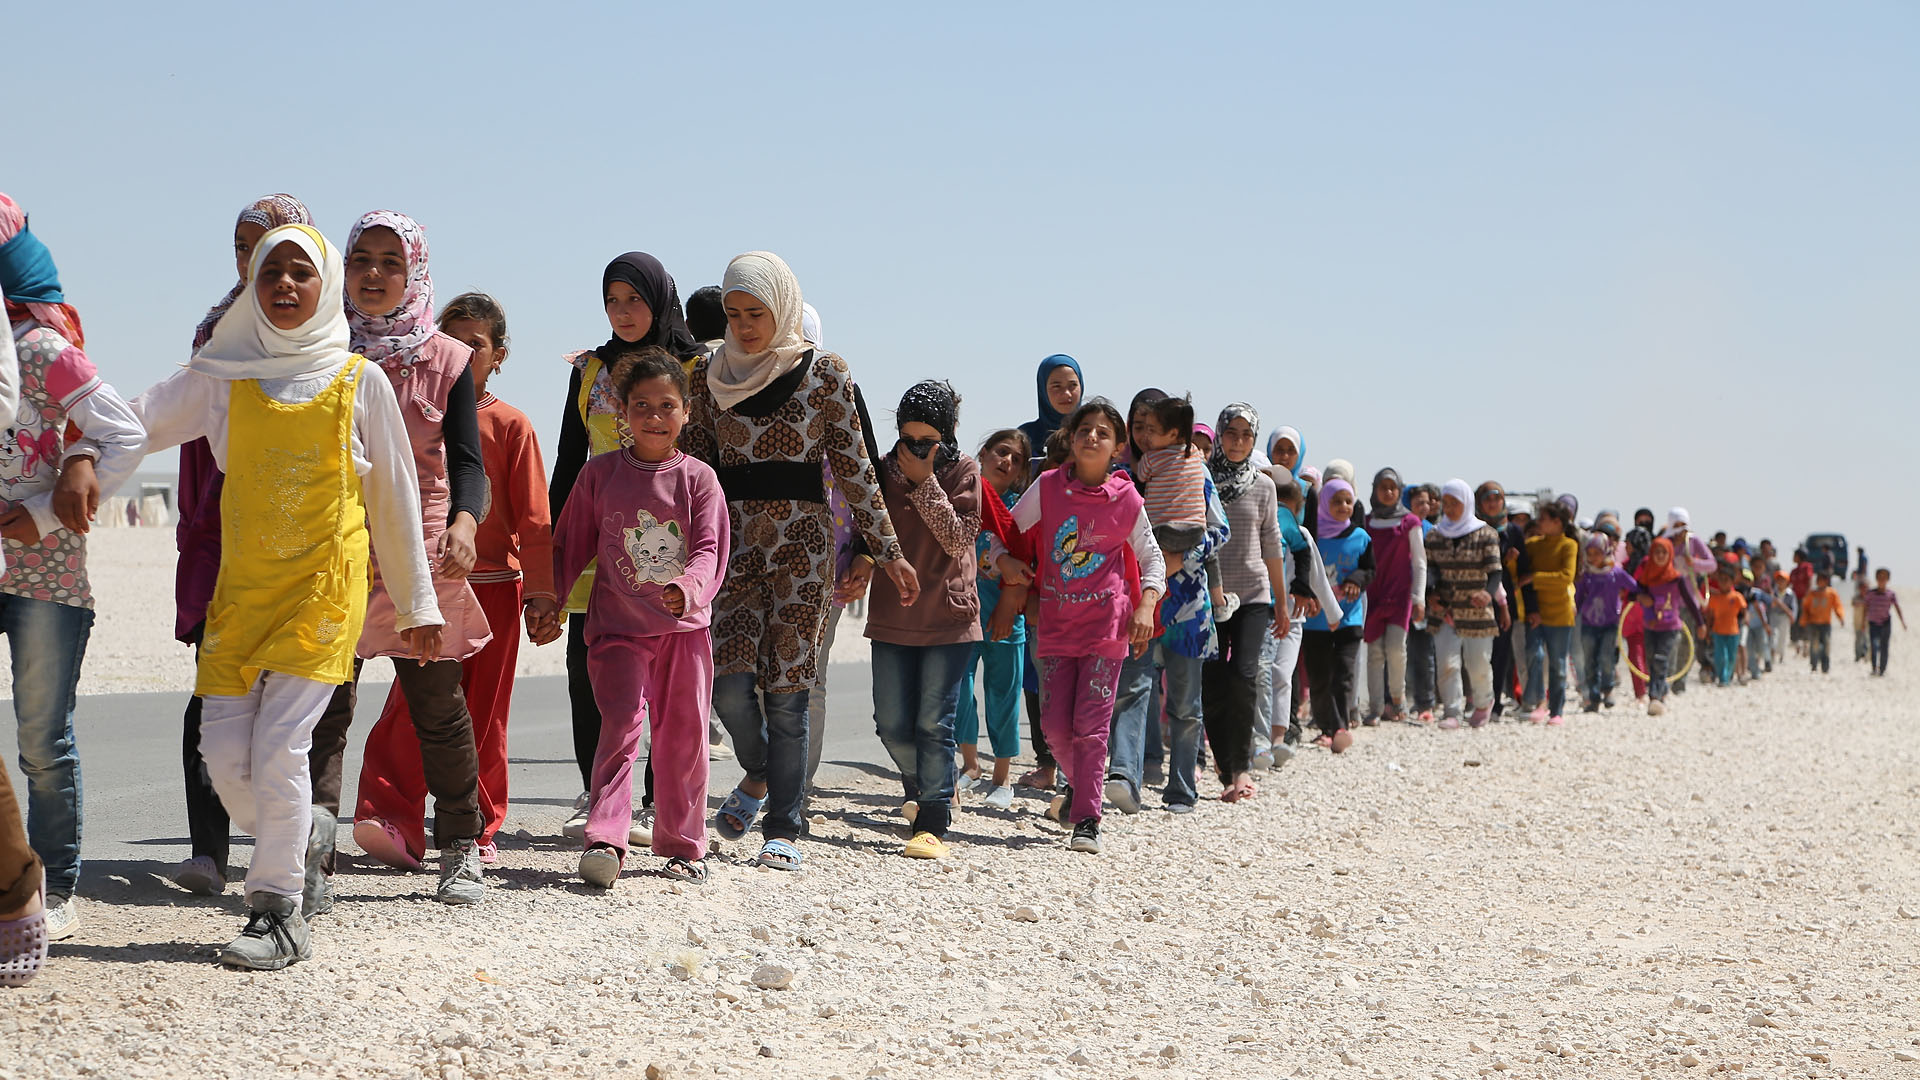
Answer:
[{"left": 900, "top": 436, "right": 940, "bottom": 459}]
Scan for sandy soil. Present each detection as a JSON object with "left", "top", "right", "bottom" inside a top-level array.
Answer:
[{"left": 4, "top": 620, "right": 1917, "bottom": 1079}]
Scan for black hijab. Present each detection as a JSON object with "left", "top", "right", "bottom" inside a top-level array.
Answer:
[
  {"left": 896, "top": 380, "right": 961, "bottom": 467},
  {"left": 601, "top": 252, "right": 700, "bottom": 361}
]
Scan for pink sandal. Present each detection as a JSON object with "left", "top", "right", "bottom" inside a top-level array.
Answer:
[{"left": 352, "top": 818, "right": 424, "bottom": 871}]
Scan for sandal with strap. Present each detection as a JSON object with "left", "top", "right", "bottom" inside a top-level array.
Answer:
[
  {"left": 755, "top": 838, "right": 803, "bottom": 871},
  {"left": 0, "top": 884, "right": 48, "bottom": 987},
  {"left": 714, "top": 788, "right": 764, "bottom": 841},
  {"left": 662, "top": 856, "right": 708, "bottom": 885}
]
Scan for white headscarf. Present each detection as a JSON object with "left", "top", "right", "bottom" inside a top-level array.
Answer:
[
  {"left": 190, "top": 224, "right": 355, "bottom": 382},
  {"left": 708, "top": 251, "right": 811, "bottom": 410},
  {"left": 801, "top": 302, "right": 822, "bottom": 348},
  {"left": 1434, "top": 478, "right": 1483, "bottom": 539}
]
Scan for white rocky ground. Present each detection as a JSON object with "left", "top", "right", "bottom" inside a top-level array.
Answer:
[{"left": 5, "top": 612, "right": 1917, "bottom": 1079}]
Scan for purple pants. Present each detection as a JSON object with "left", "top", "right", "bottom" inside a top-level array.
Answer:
[
  {"left": 586, "top": 629, "right": 713, "bottom": 862},
  {"left": 1039, "top": 653, "right": 1124, "bottom": 823}
]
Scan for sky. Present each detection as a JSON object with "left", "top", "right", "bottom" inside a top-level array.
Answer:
[{"left": 11, "top": 4, "right": 1918, "bottom": 574}]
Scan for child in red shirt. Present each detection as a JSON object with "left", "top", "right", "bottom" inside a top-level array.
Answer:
[{"left": 353, "top": 294, "right": 558, "bottom": 867}]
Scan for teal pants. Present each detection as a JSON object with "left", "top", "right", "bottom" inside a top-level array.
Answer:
[{"left": 953, "top": 637, "right": 1024, "bottom": 760}]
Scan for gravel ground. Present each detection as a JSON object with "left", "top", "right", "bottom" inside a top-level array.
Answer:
[{"left": 5, "top": 631, "right": 1917, "bottom": 1079}]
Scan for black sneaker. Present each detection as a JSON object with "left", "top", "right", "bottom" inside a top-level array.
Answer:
[
  {"left": 221, "top": 893, "right": 312, "bottom": 970},
  {"left": 1069, "top": 818, "right": 1102, "bottom": 854}
]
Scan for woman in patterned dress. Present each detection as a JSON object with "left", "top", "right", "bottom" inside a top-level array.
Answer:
[{"left": 680, "top": 251, "right": 918, "bottom": 871}]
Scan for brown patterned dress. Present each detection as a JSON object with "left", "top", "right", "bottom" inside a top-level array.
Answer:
[{"left": 681, "top": 350, "right": 903, "bottom": 691}]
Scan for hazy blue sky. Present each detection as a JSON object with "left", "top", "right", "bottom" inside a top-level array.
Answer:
[{"left": 12, "top": 4, "right": 1918, "bottom": 571}]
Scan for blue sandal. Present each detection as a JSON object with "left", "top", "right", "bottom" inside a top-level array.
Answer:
[
  {"left": 715, "top": 788, "right": 764, "bottom": 840},
  {"left": 755, "top": 838, "right": 803, "bottom": 871}
]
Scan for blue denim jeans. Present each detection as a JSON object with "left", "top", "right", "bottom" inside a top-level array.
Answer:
[
  {"left": 1523, "top": 623, "right": 1574, "bottom": 715},
  {"left": 1645, "top": 628, "right": 1680, "bottom": 699},
  {"left": 713, "top": 674, "right": 809, "bottom": 841},
  {"left": 1158, "top": 649, "right": 1204, "bottom": 807},
  {"left": 3, "top": 595, "right": 92, "bottom": 899},
  {"left": 870, "top": 641, "right": 969, "bottom": 838},
  {"left": 1577, "top": 623, "right": 1619, "bottom": 705},
  {"left": 1105, "top": 648, "right": 1159, "bottom": 801}
]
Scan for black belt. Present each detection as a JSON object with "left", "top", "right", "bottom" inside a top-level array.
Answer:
[{"left": 716, "top": 460, "right": 826, "bottom": 504}]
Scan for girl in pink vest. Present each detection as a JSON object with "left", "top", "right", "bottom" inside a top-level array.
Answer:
[
  {"left": 1361, "top": 467, "right": 1427, "bottom": 724},
  {"left": 306, "top": 211, "right": 493, "bottom": 914},
  {"left": 992, "top": 399, "right": 1163, "bottom": 855}
]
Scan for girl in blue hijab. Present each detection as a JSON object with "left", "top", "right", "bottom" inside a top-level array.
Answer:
[{"left": 1016, "top": 354, "right": 1083, "bottom": 453}]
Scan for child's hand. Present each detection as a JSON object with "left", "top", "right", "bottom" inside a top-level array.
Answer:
[
  {"left": 523, "top": 597, "right": 561, "bottom": 645},
  {"left": 897, "top": 442, "right": 935, "bottom": 485},
  {"left": 884, "top": 559, "right": 921, "bottom": 606},
  {"left": 0, "top": 506, "right": 40, "bottom": 545},
  {"left": 835, "top": 559, "right": 874, "bottom": 604},
  {"left": 1527, "top": 612, "right": 1541, "bottom": 628},
  {"left": 1340, "top": 582, "right": 1361, "bottom": 603},
  {"left": 402, "top": 624, "right": 444, "bottom": 665},
  {"left": 660, "top": 584, "right": 687, "bottom": 617},
  {"left": 987, "top": 590, "right": 1024, "bottom": 642},
  {"left": 1410, "top": 603, "right": 1424, "bottom": 625},
  {"left": 1291, "top": 595, "right": 1320, "bottom": 621},
  {"left": 1270, "top": 602, "right": 1291, "bottom": 639},
  {"left": 438, "top": 513, "right": 478, "bottom": 579},
  {"left": 52, "top": 455, "right": 99, "bottom": 534},
  {"left": 1128, "top": 592, "right": 1159, "bottom": 657},
  {"left": 1497, "top": 608, "right": 1512, "bottom": 631},
  {"left": 996, "top": 554, "right": 1032, "bottom": 587},
  {"left": 1636, "top": 594, "right": 1653, "bottom": 608},
  {"left": 1467, "top": 590, "right": 1491, "bottom": 609}
]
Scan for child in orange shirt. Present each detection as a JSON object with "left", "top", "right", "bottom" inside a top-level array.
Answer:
[
  {"left": 1703, "top": 569, "right": 1747, "bottom": 687},
  {"left": 353, "top": 294, "right": 559, "bottom": 867},
  {"left": 1798, "top": 572, "right": 1844, "bottom": 674}
]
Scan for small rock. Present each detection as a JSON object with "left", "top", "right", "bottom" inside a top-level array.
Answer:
[
  {"left": 441, "top": 1068, "right": 464, "bottom": 1080},
  {"left": 758, "top": 1045, "right": 776, "bottom": 1058},
  {"left": 1746, "top": 1012, "right": 1780, "bottom": 1029},
  {"left": 751, "top": 963, "right": 799, "bottom": 990},
  {"left": 1009, "top": 906, "right": 1042, "bottom": 923},
  {"left": 1555, "top": 973, "right": 1586, "bottom": 986},
  {"left": 646, "top": 1067, "right": 675, "bottom": 1080},
  {"left": 1898, "top": 906, "right": 1919, "bottom": 920},
  {"left": 713, "top": 984, "right": 743, "bottom": 1003},
  {"left": 940, "top": 944, "right": 967, "bottom": 962},
  {"left": 1679, "top": 1052, "right": 1701, "bottom": 1067},
  {"left": 1066, "top": 1048, "right": 1092, "bottom": 1065},
  {"left": 1893, "top": 1051, "right": 1917, "bottom": 1062},
  {"left": 685, "top": 924, "right": 708, "bottom": 946},
  {"left": 1338, "top": 1049, "right": 1358, "bottom": 1066},
  {"left": 1159, "top": 1045, "right": 1180, "bottom": 1060}
]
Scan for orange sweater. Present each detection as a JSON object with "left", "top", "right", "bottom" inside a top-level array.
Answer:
[
  {"left": 1705, "top": 589, "right": 1747, "bottom": 636},
  {"left": 472, "top": 393, "right": 556, "bottom": 601}
]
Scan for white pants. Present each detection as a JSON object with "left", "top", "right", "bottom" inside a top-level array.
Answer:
[
  {"left": 1508, "top": 623, "right": 1530, "bottom": 702},
  {"left": 1434, "top": 624, "right": 1496, "bottom": 718},
  {"left": 1364, "top": 624, "right": 1408, "bottom": 718},
  {"left": 199, "top": 672, "right": 336, "bottom": 899},
  {"left": 1258, "top": 619, "right": 1304, "bottom": 752}
]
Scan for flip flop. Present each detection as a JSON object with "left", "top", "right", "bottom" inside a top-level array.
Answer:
[
  {"left": 755, "top": 838, "right": 802, "bottom": 871},
  {"left": 715, "top": 788, "right": 764, "bottom": 841},
  {"left": 662, "top": 856, "right": 708, "bottom": 885}
]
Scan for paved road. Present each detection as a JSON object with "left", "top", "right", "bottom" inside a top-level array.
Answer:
[{"left": 0, "top": 663, "right": 891, "bottom": 881}]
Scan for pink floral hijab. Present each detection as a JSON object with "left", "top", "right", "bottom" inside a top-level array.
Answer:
[{"left": 344, "top": 209, "right": 435, "bottom": 367}]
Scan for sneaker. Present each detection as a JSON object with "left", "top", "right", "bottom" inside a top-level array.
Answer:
[
  {"left": 1282, "top": 723, "right": 1302, "bottom": 747},
  {"left": 171, "top": 855, "right": 226, "bottom": 896},
  {"left": 967, "top": 776, "right": 998, "bottom": 797},
  {"left": 1165, "top": 801, "right": 1195, "bottom": 815},
  {"left": 1069, "top": 818, "right": 1102, "bottom": 854},
  {"left": 436, "top": 839, "right": 486, "bottom": 906},
  {"left": 304, "top": 807, "right": 336, "bottom": 919},
  {"left": 707, "top": 740, "right": 734, "bottom": 761},
  {"left": 352, "top": 817, "right": 423, "bottom": 872},
  {"left": 1581, "top": 700, "right": 1600, "bottom": 714},
  {"left": 1546, "top": 714, "right": 1565, "bottom": 726},
  {"left": 1103, "top": 777, "right": 1142, "bottom": 815},
  {"left": 902, "top": 832, "right": 950, "bottom": 859},
  {"left": 629, "top": 806, "right": 655, "bottom": 849},
  {"left": 1270, "top": 741, "right": 1295, "bottom": 767},
  {"left": 1526, "top": 706, "right": 1548, "bottom": 723},
  {"left": 43, "top": 897, "right": 78, "bottom": 941},
  {"left": 220, "top": 893, "right": 311, "bottom": 971},
  {"left": 1646, "top": 699, "right": 1666, "bottom": 717},
  {"left": 476, "top": 840, "right": 499, "bottom": 866},
  {"left": 1602, "top": 695, "right": 1617, "bottom": 708},
  {"left": 579, "top": 845, "right": 621, "bottom": 889},
  {"left": 980, "top": 784, "right": 1015, "bottom": 811},
  {"left": 1251, "top": 752, "right": 1274, "bottom": 772},
  {"left": 561, "top": 792, "right": 590, "bottom": 842},
  {"left": 1215, "top": 592, "right": 1241, "bottom": 624},
  {"left": 1438, "top": 714, "right": 1462, "bottom": 730},
  {"left": 1468, "top": 708, "right": 1491, "bottom": 729}
]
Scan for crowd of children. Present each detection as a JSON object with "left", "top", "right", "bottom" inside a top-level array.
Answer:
[{"left": 0, "top": 189, "right": 1902, "bottom": 983}]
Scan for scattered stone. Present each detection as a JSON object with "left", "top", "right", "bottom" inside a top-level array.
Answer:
[
  {"left": 752, "top": 963, "right": 799, "bottom": 991},
  {"left": 1159, "top": 1045, "right": 1180, "bottom": 1060},
  {"left": 1679, "top": 1052, "right": 1701, "bottom": 1067},
  {"left": 1067, "top": 1047, "right": 1092, "bottom": 1065},
  {"left": 646, "top": 1066, "right": 675, "bottom": 1080},
  {"left": 1010, "top": 906, "right": 1042, "bottom": 923}
]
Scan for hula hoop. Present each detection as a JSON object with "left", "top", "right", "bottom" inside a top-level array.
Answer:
[{"left": 1617, "top": 605, "right": 1695, "bottom": 683}]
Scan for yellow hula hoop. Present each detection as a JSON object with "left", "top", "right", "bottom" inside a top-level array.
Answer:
[{"left": 1617, "top": 604, "right": 1695, "bottom": 683}]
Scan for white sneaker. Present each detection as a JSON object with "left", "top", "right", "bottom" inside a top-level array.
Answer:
[
  {"left": 708, "top": 740, "right": 735, "bottom": 761},
  {"left": 171, "top": 855, "right": 226, "bottom": 896},
  {"left": 628, "top": 806, "right": 655, "bottom": 848},
  {"left": 561, "top": 792, "right": 590, "bottom": 842},
  {"left": 981, "top": 784, "right": 1015, "bottom": 811},
  {"left": 44, "top": 896, "right": 79, "bottom": 941}
]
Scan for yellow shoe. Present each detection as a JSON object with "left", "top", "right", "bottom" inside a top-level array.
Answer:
[{"left": 902, "top": 832, "right": 950, "bottom": 860}]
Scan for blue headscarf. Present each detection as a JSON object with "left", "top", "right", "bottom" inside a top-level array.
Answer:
[
  {"left": 0, "top": 221, "right": 64, "bottom": 305},
  {"left": 1017, "top": 353, "right": 1083, "bottom": 452}
]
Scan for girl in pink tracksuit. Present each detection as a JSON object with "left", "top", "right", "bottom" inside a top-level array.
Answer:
[
  {"left": 990, "top": 399, "right": 1164, "bottom": 855},
  {"left": 552, "top": 350, "right": 729, "bottom": 887}
]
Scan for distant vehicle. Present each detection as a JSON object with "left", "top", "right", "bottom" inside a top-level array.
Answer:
[{"left": 1804, "top": 533, "right": 1849, "bottom": 578}]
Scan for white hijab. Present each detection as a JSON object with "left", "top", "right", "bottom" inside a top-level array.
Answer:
[
  {"left": 1434, "top": 478, "right": 1483, "bottom": 539},
  {"left": 190, "top": 224, "right": 355, "bottom": 382},
  {"left": 708, "top": 251, "right": 812, "bottom": 410}
]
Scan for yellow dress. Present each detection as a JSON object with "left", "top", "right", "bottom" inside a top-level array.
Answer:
[
  {"left": 563, "top": 352, "right": 628, "bottom": 614},
  {"left": 197, "top": 359, "right": 371, "bottom": 696}
]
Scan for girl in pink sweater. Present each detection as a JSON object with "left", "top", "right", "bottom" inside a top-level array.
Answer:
[{"left": 551, "top": 350, "right": 729, "bottom": 887}]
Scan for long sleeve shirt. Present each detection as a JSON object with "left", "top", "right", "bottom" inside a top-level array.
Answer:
[
  {"left": 1575, "top": 565, "right": 1638, "bottom": 628},
  {"left": 551, "top": 448, "right": 729, "bottom": 642},
  {"left": 471, "top": 393, "right": 556, "bottom": 601},
  {"left": 4, "top": 321, "right": 146, "bottom": 539},
  {"left": 1217, "top": 473, "right": 1286, "bottom": 607},
  {"left": 130, "top": 362, "right": 442, "bottom": 631},
  {"left": 0, "top": 310, "right": 17, "bottom": 428},
  {"left": 996, "top": 479, "right": 1167, "bottom": 600},
  {"left": 1524, "top": 534, "right": 1579, "bottom": 627}
]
